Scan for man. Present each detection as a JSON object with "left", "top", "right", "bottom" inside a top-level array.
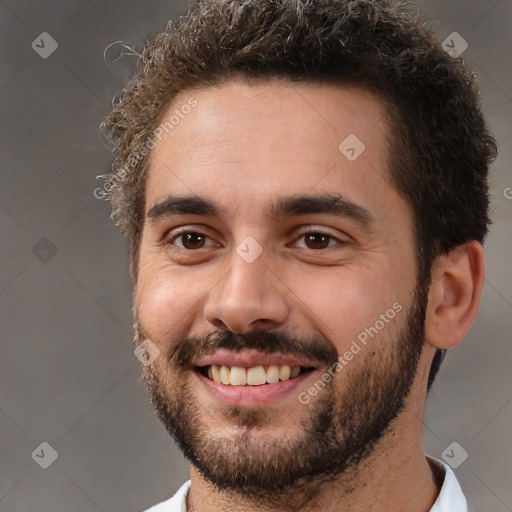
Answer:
[{"left": 100, "top": 0, "right": 497, "bottom": 510}]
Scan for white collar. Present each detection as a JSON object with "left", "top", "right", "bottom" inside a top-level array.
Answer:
[{"left": 143, "top": 456, "right": 467, "bottom": 511}]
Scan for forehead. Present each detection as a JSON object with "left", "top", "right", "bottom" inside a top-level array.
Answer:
[{"left": 144, "top": 79, "right": 399, "bottom": 225}]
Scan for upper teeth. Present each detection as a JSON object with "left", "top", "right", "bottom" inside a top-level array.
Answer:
[{"left": 206, "top": 364, "right": 301, "bottom": 386}]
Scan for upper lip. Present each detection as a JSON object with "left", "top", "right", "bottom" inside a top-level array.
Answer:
[{"left": 193, "top": 349, "right": 316, "bottom": 369}]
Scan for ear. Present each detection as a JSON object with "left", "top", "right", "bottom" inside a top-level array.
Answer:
[{"left": 425, "top": 241, "right": 485, "bottom": 350}]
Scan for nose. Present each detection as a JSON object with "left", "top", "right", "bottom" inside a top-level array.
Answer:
[{"left": 203, "top": 249, "right": 290, "bottom": 333}]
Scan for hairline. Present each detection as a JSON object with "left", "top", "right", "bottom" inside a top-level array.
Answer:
[{"left": 132, "top": 74, "right": 405, "bottom": 277}]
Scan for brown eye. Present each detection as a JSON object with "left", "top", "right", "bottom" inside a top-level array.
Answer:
[
  {"left": 293, "top": 231, "right": 340, "bottom": 250},
  {"left": 303, "top": 233, "right": 331, "bottom": 249},
  {"left": 172, "top": 232, "right": 212, "bottom": 250}
]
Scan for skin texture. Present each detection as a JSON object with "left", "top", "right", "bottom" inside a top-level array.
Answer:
[{"left": 133, "top": 79, "right": 485, "bottom": 511}]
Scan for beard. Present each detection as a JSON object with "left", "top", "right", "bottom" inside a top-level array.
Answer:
[{"left": 134, "top": 283, "right": 427, "bottom": 507}]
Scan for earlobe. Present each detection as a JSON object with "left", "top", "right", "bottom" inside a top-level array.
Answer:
[{"left": 425, "top": 241, "right": 485, "bottom": 350}]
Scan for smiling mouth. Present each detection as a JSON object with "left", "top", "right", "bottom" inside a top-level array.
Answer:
[{"left": 196, "top": 364, "right": 315, "bottom": 386}]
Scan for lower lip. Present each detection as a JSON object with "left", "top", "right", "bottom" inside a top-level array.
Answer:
[{"left": 193, "top": 369, "right": 317, "bottom": 407}]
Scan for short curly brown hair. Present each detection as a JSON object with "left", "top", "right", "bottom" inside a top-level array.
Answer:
[
  {"left": 100, "top": 0, "right": 497, "bottom": 385},
  {"left": 101, "top": 0, "right": 496, "bottom": 273}
]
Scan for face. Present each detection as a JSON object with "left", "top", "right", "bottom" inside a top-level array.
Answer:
[{"left": 134, "top": 79, "right": 426, "bottom": 497}]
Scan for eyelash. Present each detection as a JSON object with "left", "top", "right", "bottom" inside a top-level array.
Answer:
[{"left": 164, "top": 229, "right": 344, "bottom": 251}]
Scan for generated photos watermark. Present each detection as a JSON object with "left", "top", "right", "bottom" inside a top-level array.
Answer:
[
  {"left": 94, "top": 96, "right": 198, "bottom": 200},
  {"left": 298, "top": 302, "right": 403, "bottom": 404}
]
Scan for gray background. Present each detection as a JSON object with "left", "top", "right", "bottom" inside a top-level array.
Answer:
[{"left": 0, "top": 1, "right": 510, "bottom": 510}]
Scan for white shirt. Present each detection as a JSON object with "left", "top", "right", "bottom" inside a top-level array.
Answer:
[{"left": 143, "top": 457, "right": 467, "bottom": 512}]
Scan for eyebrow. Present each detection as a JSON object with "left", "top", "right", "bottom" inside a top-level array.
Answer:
[{"left": 146, "top": 193, "right": 376, "bottom": 230}]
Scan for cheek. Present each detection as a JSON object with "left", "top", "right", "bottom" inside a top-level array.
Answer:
[
  {"left": 135, "top": 264, "right": 201, "bottom": 351},
  {"left": 289, "top": 265, "right": 406, "bottom": 350}
]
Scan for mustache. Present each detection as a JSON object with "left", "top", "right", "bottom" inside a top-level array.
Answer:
[{"left": 170, "top": 329, "right": 339, "bottom": 369}]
